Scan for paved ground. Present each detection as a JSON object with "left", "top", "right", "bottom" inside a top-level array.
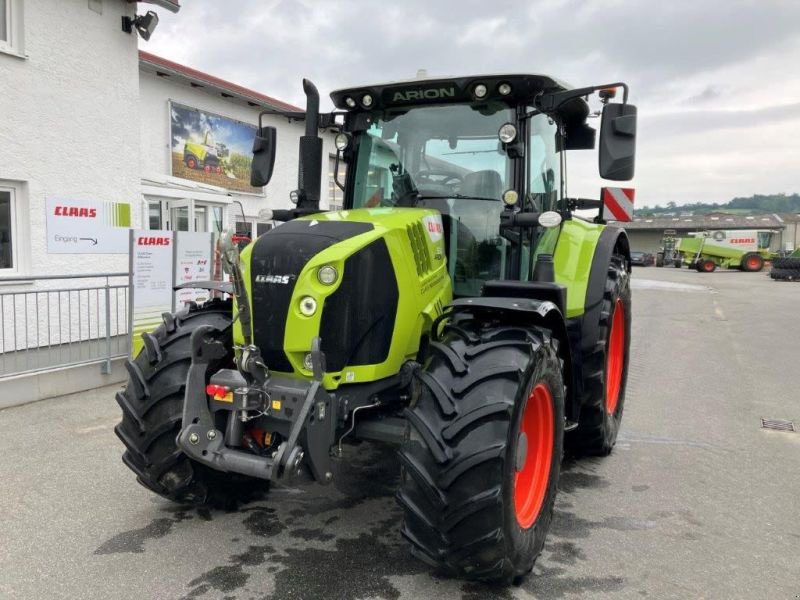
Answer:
[{"left": 1, "top": 267, "right": 798, "bottom": 600}]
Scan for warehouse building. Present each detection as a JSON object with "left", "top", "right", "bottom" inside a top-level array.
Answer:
[{"left": 622, "top": 214, "right": 786, "bottom": 254}]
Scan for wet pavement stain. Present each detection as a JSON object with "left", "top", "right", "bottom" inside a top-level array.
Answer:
[
  {"left": 524, "top": 568, "right": 626, "bottom": 600},
  {"left": 94, "top": 517, "right": 176, "bottom": 554},
  {"left": 547, "top": 541, "right": 588, "bottom": 565},
  {"left": 558, "top": 470, "right": 611, "bottom": 494},
  {"left": 242, "top": 507, "right": 286, "bottom": 537},
  {"left": 181, "top": 545, "right": 275, "bottom": 599},
  {"left": 288, "top": 527, "right": 335, "bottom": 542},
  {"left": 264, "top": 528, "right": 427, "bottom": 600},
  {"left": 461, "top": 581, "right": 515, "bottom": 600},
  {"left": 632, "top": 484, "right": 650, "bottom": 492}
]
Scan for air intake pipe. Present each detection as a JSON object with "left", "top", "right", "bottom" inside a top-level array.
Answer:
[{"left": 297, "top": 79, "right": 322, "bottom": 209}]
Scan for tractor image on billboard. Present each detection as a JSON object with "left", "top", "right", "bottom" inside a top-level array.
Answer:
[
  {"left": 183, "top": 130, "right": 229, "bottom": 175},
  {"left": 115, "top": 74, "right": 637, "bottom": 583}
]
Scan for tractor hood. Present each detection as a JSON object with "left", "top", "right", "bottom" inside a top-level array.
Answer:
[{"left": 236, "top": 208, "right": 451, "bottom": 390}]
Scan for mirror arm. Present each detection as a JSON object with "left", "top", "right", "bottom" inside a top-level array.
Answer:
[
  {"left": 333, "top": 150, "right": 346, "bottom": 193},
  {"left": 536, "top": 82, "right": 629, "bottom": 112}
]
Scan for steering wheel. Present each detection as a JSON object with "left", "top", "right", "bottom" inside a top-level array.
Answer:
[{"left": 415, "top": 169, "right": 463, "bottom": 187}]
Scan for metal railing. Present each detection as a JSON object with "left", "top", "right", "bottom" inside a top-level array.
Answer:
[{"left": 0, "top": 273, "right": 130, "bottom": 378}]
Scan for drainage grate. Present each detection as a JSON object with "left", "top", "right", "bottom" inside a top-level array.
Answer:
[{"left": 761, "top": 418, "right": 795, "bottom": 432}]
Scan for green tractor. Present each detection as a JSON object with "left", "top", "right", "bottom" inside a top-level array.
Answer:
[
  {"left": 184, "top": 130, "right": 228, "bottom": 174},
  {"left": 116, "top": 75, "right": 637, "bottom": 583}
]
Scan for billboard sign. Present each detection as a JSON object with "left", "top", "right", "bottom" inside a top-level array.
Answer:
[
  {"left": 46, "top": 197, "right": 131, "bottom": 253},
  {"left": 169, "top": 101, "right": 262, "bottom": 194}
]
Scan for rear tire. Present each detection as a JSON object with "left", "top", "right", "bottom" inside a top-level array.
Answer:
[
  {"left": 569, "top": 254, "right": 631, "bottom": 456},
  {"left": 773, "top": 257, "right": 800, "bottom": 269},
  {"left": 398, "top": 320, "right": 565, "bottom": 583},
  {"left": 771, "top": 267, "right": 800, "bottom": 280},
  {"left": 115, "top": 299, "right": 264, "bottom": 507}
]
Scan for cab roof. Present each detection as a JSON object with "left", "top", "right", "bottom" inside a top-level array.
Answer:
[{"left": 330, "top": 73, "right": 587, "bottom": 121}]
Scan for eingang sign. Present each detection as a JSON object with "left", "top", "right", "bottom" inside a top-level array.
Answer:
[{"left": 46, "top": 197, "right": 131, "bottom": 254}]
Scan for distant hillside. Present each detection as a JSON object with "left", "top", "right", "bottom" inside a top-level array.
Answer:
[{"left": 637, "top": 193, "right": 800, "bottom": 217}]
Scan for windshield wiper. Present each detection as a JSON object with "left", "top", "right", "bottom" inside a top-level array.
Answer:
[{"left": 417, "top": 194, "right": 499, "bottom": 202}]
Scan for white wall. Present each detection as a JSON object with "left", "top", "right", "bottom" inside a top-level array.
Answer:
[
  {"left": 139, "top": 70, "right": 337, "bottom": 224},
  {"left": 0, "top": 0, "right": 140, "bottom": 278}
]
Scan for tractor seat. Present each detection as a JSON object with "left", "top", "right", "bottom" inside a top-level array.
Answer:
[{"left": 460, "top": 170, "right": 503, "bottom": 200}]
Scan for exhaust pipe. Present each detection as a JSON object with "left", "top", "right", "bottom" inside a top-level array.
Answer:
[{"left": 297, "top": 79, "right": 322, "bottom": 209}]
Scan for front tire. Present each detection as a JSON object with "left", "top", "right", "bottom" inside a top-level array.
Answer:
[
  {"left": 740, "top": 253, "right": 764, "bottom": 272},
  {"left": 398, "top": 321, "right": 565, "bottom": 583},
  {"left": 570, "top": 253, "right": 631, "bottom": 456},
  {"left": 115, "top": 299, "right": 263, "bottom": 507}
]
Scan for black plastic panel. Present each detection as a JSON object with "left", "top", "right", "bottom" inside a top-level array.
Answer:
[{"left": 319, "top": 239, "right": 398, "bottom": 372}]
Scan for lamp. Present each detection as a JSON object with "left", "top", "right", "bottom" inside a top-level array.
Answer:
[{"left": 121, "top": 11, "right": 159, "bottom": 41}]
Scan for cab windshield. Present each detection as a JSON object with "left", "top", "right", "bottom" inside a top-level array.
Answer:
[
  {"left": 351, "top": 103, "right": 513, "bottom": 208},
  {"left": 350, "top": 103, "right": 514, "bottom": 296}
]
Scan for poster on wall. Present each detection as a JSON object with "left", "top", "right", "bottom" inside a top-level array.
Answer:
[
  {"left": 46, "top": 197, "right": 131, "bottom": 253},
  {"left": 174, "top": 231, "right": 215, "bottom": 308},
  {"left": 169, "top": 101, "right": 262, "bottom": 194},
  {"left": 129, "top": 230, "right": 174, "bottom": 356}
]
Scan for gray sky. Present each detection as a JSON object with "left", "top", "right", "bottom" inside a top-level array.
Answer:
[{"left": 145, "top": 0, "right": 800, "bottom": 207}]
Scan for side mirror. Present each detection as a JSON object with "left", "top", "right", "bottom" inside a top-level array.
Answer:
[
  {"left": 599, "top": 103, "right": 637, "bottom": 181},
  {"left": 251, "top": 126, "right": 277, "bottom": 187}
]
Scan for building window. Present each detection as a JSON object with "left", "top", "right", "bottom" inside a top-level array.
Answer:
[
  {"left": 147, "top": 202, "right": 163, "bottom": 230},
  {"left": 0, "top": 186, "right": 17, "bottom": 271},
  {"left": 328, "top": 155, "right": 346, "bottom": 210},
  {"left": 0, "top": 0, "right": 24, "bottom": 56}
]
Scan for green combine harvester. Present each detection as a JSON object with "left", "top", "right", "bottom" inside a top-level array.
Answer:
[
  {"left": 115, "top": 74, "right": 637, "bottom": 583},
  {"left": 674, "top": 229, "right": 774, "bottom": 272}
]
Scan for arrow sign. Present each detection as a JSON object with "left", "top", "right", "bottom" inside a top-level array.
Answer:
[{"left": 80, "top": 237, "right": 98, "bottom": 246}]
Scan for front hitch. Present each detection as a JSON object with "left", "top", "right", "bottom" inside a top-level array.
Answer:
[{"left": 176, "top": 327, "right": 334, "bottom": 483}]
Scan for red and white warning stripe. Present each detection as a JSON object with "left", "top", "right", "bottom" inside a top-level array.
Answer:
[{"left": 602, "top": 187, "right": 635, "bottom": 222}]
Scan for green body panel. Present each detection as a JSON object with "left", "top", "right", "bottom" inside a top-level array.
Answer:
[
  {"left": 235, "top": 207, "right": 453, "bottom": 391},
  {"left": 553, "top": 219, "right": 605, "bottom": 319},
  {"left": 184, "top": 141, "right": 209, "bottom": 161}
]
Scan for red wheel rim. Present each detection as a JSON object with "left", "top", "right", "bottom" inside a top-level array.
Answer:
[
  {"left": 703, "top": 261, "right": 714, "bottom": 272},
  {"left": 606, "top": 299, "right": 625, "bottom": 414},
  {"left": 187, "top": 159, "right": 196, "bottom": 169},
  {"left": 514, "top": 383, "right": 554, "bottom": 529},
  {"left": 747, "top": 257, "right": 760, "bottom": 270},
  {"left": 204, "top": 165, "right": 211, "bottom": 173},
  {"left": 216, "top": 166, "right": 222, "bottom": 174}
]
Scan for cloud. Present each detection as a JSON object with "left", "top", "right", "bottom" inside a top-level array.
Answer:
[{"left": 143, "top": 0, "right": 800, "bottom": 205}]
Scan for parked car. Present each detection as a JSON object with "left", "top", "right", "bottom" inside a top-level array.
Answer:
[{"left": 631, "top": 251, "right": 655, "bottom": 266}]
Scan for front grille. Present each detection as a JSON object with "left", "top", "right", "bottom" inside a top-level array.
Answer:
[
  {"left": 249, "top": 220, "right": 373, "bottom": 372},
  {"left": 319, "top": 239, "right": 399, "bottom": 372},
  {"left": 406, "top": 222, "right": 432, "bottom": 276}
]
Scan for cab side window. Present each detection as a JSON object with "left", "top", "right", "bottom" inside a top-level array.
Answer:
[{"left": 528, "top": 114, "right": 561, "bottom": 212}]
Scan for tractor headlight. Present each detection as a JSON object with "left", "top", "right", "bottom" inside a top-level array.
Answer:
[
  {"left": 498, "top": 123, "right": 517, "bottom": 144},
  {"left": 473, "top": 83, "right": 488, "bottom": 99},
  {"left": 344, "top": 96, "right": 357, "bottom": 108},
  {"left": 317, "top": 265, "right": 338, "bottom": 285},
  {"left": 361, "top": 93, "right": 374, "bottom": 107},
  {"left": 498, "top": 82, "right": 512, "bottom": 96},
  {"left": 303, "top": 353, "right": 314, "bottom": 371},
  {"left": 334, "top": 133, "right": 350, "bottom": 151},
  {"left": 299, "top": 296, "right": 317, "bottom": 316},
  {"left": 502, "top": 190, "right": 519, "bottom": 206}
]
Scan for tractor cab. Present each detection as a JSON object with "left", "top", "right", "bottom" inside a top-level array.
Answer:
[{"left": 327, "top": 74, "right": 635, "bottom": 296}]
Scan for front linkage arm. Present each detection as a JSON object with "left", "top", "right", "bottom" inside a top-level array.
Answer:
[{"left": 176, "top": 327, "right": 335, "bottom": 483}]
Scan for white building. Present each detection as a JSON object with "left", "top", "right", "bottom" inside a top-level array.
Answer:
[
  {"left": 0, "top": 0, "right": 341, "bottom": 398},
  {"left": 138, "top": 50, "right": 340, "bottom": 242}
]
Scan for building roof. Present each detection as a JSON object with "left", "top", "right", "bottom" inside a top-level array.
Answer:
[
  {"left": 138, "top": 51, "right": 302, "bottom": 113},
  {"left": 139, "top": 0, "right": 181, "bottom": 13},
  {"left": 620, "top": 214, "right": 785, "bottom": 230}
]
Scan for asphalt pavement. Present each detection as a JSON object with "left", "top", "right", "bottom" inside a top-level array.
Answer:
[{"left": 1, "top": 266, "right": 798, "bottom": 600}]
